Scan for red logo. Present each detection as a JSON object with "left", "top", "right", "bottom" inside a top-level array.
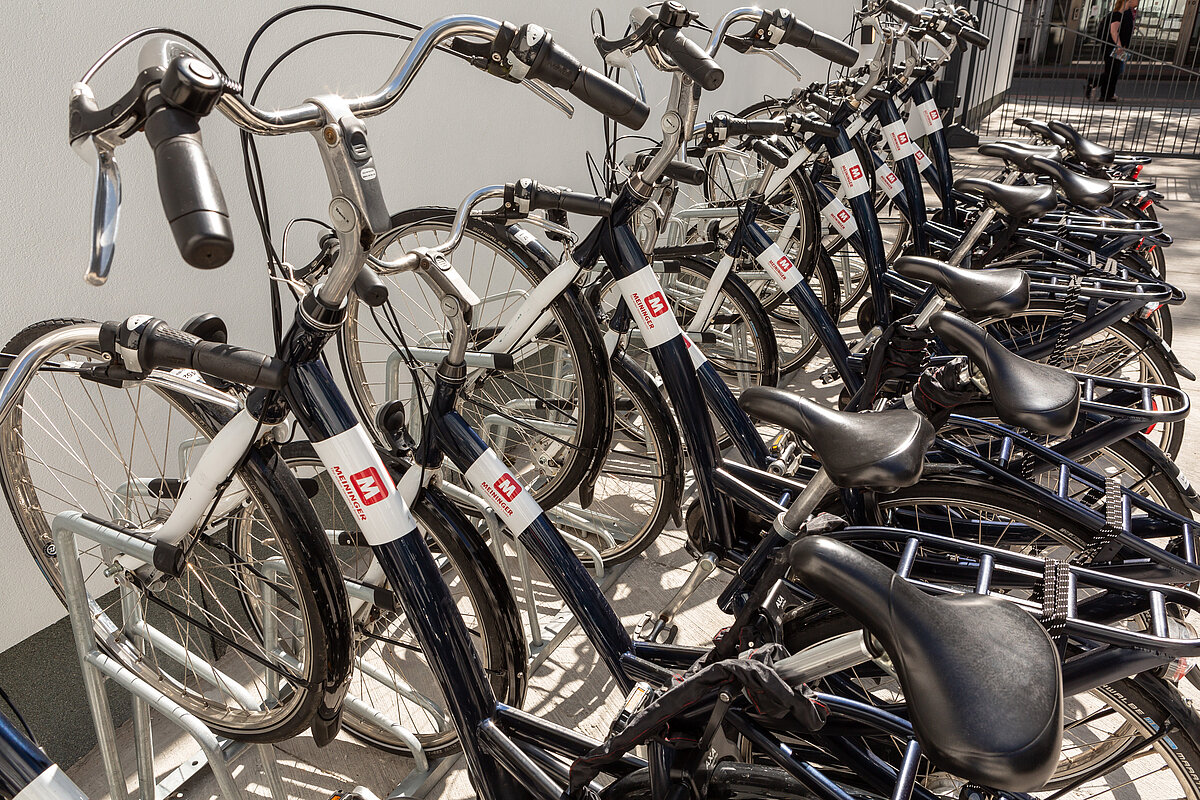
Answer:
[
  {"left": 349, "top": 467, "right": 388, "bottom": 506},
  {"left": 644, "top": 291, "right": 669, "bottom": 318},
  {"left": 848, "top": 164, "right": 864, "bottom": 181},
  {"left": 835, "top": 209, "right": 852, "bottom": 225},
  {"left": 885, "top": 173, "right": 898, "bottom": 186},
  {"left": 896, "top": 131, "right": 910, "bottom": 145},
  {"left": 775, "top": 255, "right": 794, "bottom": 274},
  {"left": 927, "top": 109, "right": 940, "bottom": 122},
  {"left": 494, "top": 473, "right": 522, "bottom": 502}
]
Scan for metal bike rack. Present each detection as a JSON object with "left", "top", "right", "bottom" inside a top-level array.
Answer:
[{"left": 50, "top": 511, "right": 286, "bottom": 800}]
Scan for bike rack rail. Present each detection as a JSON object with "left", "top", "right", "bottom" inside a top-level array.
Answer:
[{"left": 50, "top": 511, "right": 286, "bottom": 800}]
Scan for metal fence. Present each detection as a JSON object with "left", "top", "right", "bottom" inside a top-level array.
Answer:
[{"left": 965, "top": 0, "right": 1200, "bottom": 157}]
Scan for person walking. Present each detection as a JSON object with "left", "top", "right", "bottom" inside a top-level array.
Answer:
[{"left": 1088, "top": 0, "right": 1138, "bottom": 101}]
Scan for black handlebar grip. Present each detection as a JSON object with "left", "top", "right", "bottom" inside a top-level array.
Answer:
[
  {"left": 808, "top": 92, "right": 839, "bottom": 114},
  {"left": 526, "top": 184, "right": 613, "bottom": 217},
  {"left": 790, "top": 114, "right": 838, "bottom": 139},
  {"left": 960, "top": 26, "right": 990, "bottom": 48},
  {"left": 190, "top": 341, "right": 287, "bottom": 390},
  {"left": 570, "top": 67, "right": 651, "bottom": 130},
  {"left": 883, "top": 0, "right": 922, "bottom": 25},
  {"left": 512, "top": 25, "right": 650, "bottom": 130},
  {"left": 775, "top": 11, "right": 860, "bottom": 67},
  {"left": 804, "top": 29, "right": 860, "bottom": 68},
  {"left": 144, "top": 104, "right": 234, "bottom": 269},
  {"left": 743, "top": 119, "right": 789, "bottom": 136},
  {"left": 354, "top": 266, "right": 390, "bottom": 307},
  {"left": 664, "top": 160, "right": 708, "bottom": 186},
  {"left": 750, "top": 139, "right": 790, "bottom": 170},
  {"left": 657, "top": 27, "right": 725, "bottom": 91}
]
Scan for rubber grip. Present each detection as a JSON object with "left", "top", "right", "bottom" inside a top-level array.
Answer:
[
  {"left": 570, "top": 66, "right": 650, "bottom": 130},
  {"left": 740, "top": 118, "right": 789, "bottom": 136},
  {"left": 138, "top": 320, "right": 285, "bottom": 390},
  {"left": 961, "top": 26, "right": 990, "bottom": 48},
  {"left": 191, "top": 341, "right": 286, "bottom": 390},
  {"left": 144, "top": 105, "right": 234, "bottom": 269},
  {"left": 354, "top": 266, "right": 389, "bottom": 307},
  {"left": 792, "top": 114, "right": 838, "bottom": 139},
  {"left": 804, "top": 29, "right": 860, "bottom": 68},
  {"left": 664, "top": 160, "right": 707, "bottom": 186},
  {"left": 750, "top": 139, "right": 790, "bottom": 169},
  {"left": 557, "top": 191, "right": 614, "bottom": 217},
  {"left": 657, "top": 27, "right": 724, "bottom": 91},
  {"left": 884, "top": 0, "right": 922, "bottom": 25}
]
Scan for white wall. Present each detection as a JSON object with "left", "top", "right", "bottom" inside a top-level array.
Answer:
[{"left": 0, "top": 1, "right": 856, "bottom": 649}]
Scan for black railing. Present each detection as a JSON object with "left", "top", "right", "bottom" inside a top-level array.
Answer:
[{"left": 964, "top": 2, "right": 1200, "bottom": 157}]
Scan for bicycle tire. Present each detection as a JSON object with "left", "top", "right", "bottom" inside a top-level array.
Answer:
[
  {"left": 0, "top": 319, "right": 348, "bottom": 742},
  {"left": 549, "top": 351, "right": 682, "bottom": 568},
  {"left": 278, "top": 441, "right": 526, "bottom": 758},
  {"left": 339, "top": 207, "right": 607, "bottom": 510}
]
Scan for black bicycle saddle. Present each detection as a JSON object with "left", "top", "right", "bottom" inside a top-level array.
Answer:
[
  {"left": 954, "top": 178, "right": 1058, "bottom": 220},
  {"left": 739, "top": 389, "right": 934, "bottom": 491},
  {"left": 930, "top": 310, "right": 1080, "bottom": 437},
  {"left": 979, "top": 141, "right": 1064, "bottom": 170},
  {"left": 894, "top": 256, "right": 1029, "bottom": 318},
  {"left": 1025, "top": 155, "right": 1116, "bottom": 210},
  {"left": 1013, "top": 116, "right": 1068, "bottom": 146},
  {"left": 785, "top": 535, "right": 1063, "bottom": 792},
  {"left": 1048, "top": 120, "right": 1115, "bottom": 167}
]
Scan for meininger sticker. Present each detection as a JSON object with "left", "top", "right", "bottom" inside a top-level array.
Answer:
[
  {"left": 875, "top": 162, "right": 904, "bottom": 200},
  {"left": 882, "top": 120, "right": 917, "bottom": 159},
  {"left": 755, "top": 242, "right": 804, "bottom": 292},
  {"left": 821, "top": 197, "right": 859, "bottom": 238},
  {"left": 912, "top": 144, "right": 934, "bottom": 173},
  {"left": 617, "top": 266, "right": 683, "bottom": 348},
  {"left": 681, "top": 331, "right": 709, "bottom": 370},
  {"left": 464, "top": 448, "right": 543, "bottom": 533},
  {"left": 310, "top": 425, "right": 418, "bottom": 545},
  {"left": 914, "top": 98, "right": 943, "bottom": 135},
  {"left": 830, "top": 150, "right": 870, "bottom": 199}
]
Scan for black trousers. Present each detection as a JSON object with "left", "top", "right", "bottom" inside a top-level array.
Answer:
[{"left": 1099, "top": 52, "right": 1124, "bottom": 100}]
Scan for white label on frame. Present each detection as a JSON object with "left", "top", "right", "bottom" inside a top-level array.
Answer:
[
  {"left": 464, "top": 448, "right": 544, "bottom": 534},
  {"left": 882, "top": 120, "right": 917, "bottom": 159},
  {"left": 310, "top": 425, "right": 418, "bottom": 545},
  {"left": 831, "top": 150, "right": 870, "bottom": 199},
  {"left": 915, "top": 98, "right": 943, "bottom": 134},
  {"left": 681, "top": 331, "right": 709, "bottom": 370},
  {"left": 876, "top": 162, "right": 904, "bottom": 199},
  {"left": 913, "top": 144, "right": 934, "bottom": 173},
  {"left": 821, "top": 197, "right": 859, "bottom": 238},
  {"left": 617, "top": 266, "right": 683, "bottom": 349},
  {"left": 755, "top": 242, "right": 804, "bottom": 292}
]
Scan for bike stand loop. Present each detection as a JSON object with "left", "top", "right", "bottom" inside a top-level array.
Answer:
[{"left": 51, "top": 511, "right": 287, "bottom": 800}]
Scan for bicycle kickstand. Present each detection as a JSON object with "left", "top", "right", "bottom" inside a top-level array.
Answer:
[{"left": 635, "top": 552, "right": 719, "bottom": 643}]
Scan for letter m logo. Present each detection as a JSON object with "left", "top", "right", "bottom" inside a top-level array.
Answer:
[
  {"left": 494, "top": 473, "right": 522, "bottom": 502},
  {"left": 644, "top": 291, "right": 669, "bottom": 318},
  {"left": 349, "top": 467, "right": 388, "bottom": 506}
]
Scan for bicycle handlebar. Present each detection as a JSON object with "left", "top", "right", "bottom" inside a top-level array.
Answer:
[{"left": 657, "top": 26, "right": 725, "bottom": 90}]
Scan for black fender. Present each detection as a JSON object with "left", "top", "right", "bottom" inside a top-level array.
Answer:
[
  {"left": 610, "top": 351, "right": 685, "bottom": 524},
  {"left": 1117, "top": 429, "right": 1200, "bottom": 516},
  {"left": 1125, "top": 316, "right": 1196, "bottom": 381},
  {"left": 416, "top": 483, "right": 529, "bottom": 707}
]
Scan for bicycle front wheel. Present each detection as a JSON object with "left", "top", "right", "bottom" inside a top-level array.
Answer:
[{"left": 0, "top": 319, "right": 347, "bottom": 742}]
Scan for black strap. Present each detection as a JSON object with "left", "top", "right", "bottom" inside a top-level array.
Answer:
[{"left": 1040, "top": 558, "right": 1071, "bottom": 657}]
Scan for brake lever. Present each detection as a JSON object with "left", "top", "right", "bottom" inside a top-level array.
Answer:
[
  {"left": 85, "top": 140, "right": 122, "bottom": 286},
  {"left": 524, "top": 78, "right": 574, "bottom": 117}
]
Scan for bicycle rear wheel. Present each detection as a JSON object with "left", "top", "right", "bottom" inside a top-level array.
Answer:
[
  {"left": 339, "top": 208, "right": 606, "bottom": 510},
  {"left": 0, "top": 319, "right": 347, "bottom": 742}
]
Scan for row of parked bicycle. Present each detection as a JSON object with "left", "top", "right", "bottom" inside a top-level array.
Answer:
[{"left": 1, "top": 1, "right": 1198, "bottom": 799}]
